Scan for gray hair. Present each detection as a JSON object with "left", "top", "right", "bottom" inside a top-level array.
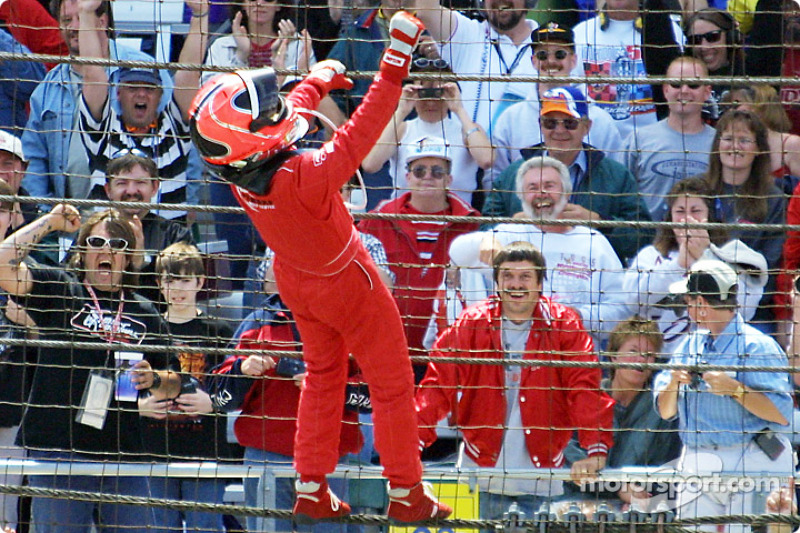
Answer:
[{"left": 514, "top": 155, "right": 571, "bottom": 205}]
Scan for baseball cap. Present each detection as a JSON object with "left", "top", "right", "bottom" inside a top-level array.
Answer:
[
  {"left": 118, "top": 68, "right": 161, "bottom": 86},
  {"left": 540, "top": 86, "right": 589, "bottom": 119},
  {"left": 406, "top": 136, "right": 452, "bottom": 165},
  {"left": 668, "top": 259, "right": 738, "bottom": 302},
  {"left": 0, "top": 130, "right": 26, "bottom": 162},
  {"left": 531, "top": 22, "right": 575, "bottom": 47}
]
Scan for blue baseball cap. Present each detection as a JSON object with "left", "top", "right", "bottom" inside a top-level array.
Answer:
[{"left": 540, "top": 86, "right": 589, "bottom": 119}]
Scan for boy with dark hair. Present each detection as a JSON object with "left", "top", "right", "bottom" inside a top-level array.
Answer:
[{"left": 140, "top": 241, "right": 235, "bottom": 533}]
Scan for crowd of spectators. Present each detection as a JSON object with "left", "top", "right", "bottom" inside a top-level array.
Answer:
[{"left": 0, "top": 0, "right": 799, "bottom": 530}]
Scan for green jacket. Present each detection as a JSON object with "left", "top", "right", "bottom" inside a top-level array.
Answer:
[{"left": 482, "top": 143, "right": 653, "bottom": 264}]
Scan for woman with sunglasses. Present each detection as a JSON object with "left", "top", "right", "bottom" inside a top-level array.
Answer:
[
  {"left": 361, "top": 57, "right": 494, "bottom": 208},
  {"left": 624, "top": 176, "right": 768, "bottom": 355},
  {"left": 0, "top": 206, "right": 181, "bottom": 533},
  {"left": 642, "top": 2, "right": 783, "bottom": 124}
]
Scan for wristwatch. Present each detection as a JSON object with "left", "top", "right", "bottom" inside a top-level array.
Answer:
[{"left": 732, "top": 383, "right": 746, "bottom": 401}]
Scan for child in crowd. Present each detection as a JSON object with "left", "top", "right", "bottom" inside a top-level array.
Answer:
[{"left": 139, "top": 241, "right": 236, "bottom": 533}]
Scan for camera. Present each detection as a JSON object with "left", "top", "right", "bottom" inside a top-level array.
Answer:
[
  {"left": 689, "top": 360, "right": 709, "bottom": 389},
  {"left": 180, "top": 376, "right": 199, "bottom": 395},
  {"left": 417, "top": 87, "right": 444, "bottom": 99},
  {"left": 276, "top": 356, "right": 306, "bottom": 377}
]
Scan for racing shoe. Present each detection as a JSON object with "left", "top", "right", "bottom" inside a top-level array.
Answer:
[
  {"left": 293, "top": 480, "right": 351, "bottom": 525},
  {"left": 387, "top": 481, "right": 453, "bottom": 524}
]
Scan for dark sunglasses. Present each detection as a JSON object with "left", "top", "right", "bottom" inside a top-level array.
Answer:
[
  {"left": 687, "top": 29, "right": 724, "bottom": 46},
  {"left": 86, "top": 236, "right": 129, "bottom": 251},
  {"left": 668, "top": 82, "right": 703, "bottom": 89},
  {"left": 408, "top": 164, "right": 448, "bottom": 179},
  {"left": 111, "top": 147, "right": 149, "bottom": 160},
  {"left": 534, "top": 49, "right": 569, "bottom": 61},
  {"left": 417, "top": 87, "right": 445, "bottom": 99},
  {"left": 412, "top": 57, "right": 450, "bottom": 70},
  {"left": 540, "top": 117, "right": 581, "bottom": 130}
]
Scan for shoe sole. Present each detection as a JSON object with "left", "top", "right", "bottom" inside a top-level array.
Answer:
[{"left": 293, "top": 512, "right": 351, "bottom": 526}]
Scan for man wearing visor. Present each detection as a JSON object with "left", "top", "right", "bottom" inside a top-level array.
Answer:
[{"left": 189, "top": 11, "right": 452, "bottom": 527}]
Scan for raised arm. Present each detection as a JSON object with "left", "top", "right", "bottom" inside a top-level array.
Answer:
[
  {"left": 78, "top": 0, "right": 109, "bottom": 121},
  {"left": 413, "top": 0, "right": 455, "bottom": 43},
  {"left": 361, "top": 84, "right": 416, "bottom": 173},
  {"left": 0, "top": 204, "right": 81, "bottom": 296},
  {"left": 174, "top": 0, "right": 210, "bottom": 120}
]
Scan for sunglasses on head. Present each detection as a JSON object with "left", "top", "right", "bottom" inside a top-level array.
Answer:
[
  {"left": 412, "top": 57, "right": 450, "bottom": 70},
  {"left": 111, "top": 147, "right": 149, "bottom": 160},
  {"left": 86, "top": 236, "right": 129, "bottom": 251},
  {"left": 668, "top": 82, "right": 703, "bottom": 89},
  {"left": 534, "top": 49, "right": 569, "bottom": 61},
  {"left": 408, "top": 164, "right": 448, "bottom": 179},
  {"left": 540, "top": 117, "right": 581, "bottom": 130},
  {"left": 687, "top": 29, "right": 724, "bottom": 46}
]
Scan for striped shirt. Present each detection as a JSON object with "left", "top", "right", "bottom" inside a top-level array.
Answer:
[
  {"left": 653, "top": 313, "right": 793, "bottom": 448},
  {"left": 79, "top": 94, "right": 191, "bottom": 219}
]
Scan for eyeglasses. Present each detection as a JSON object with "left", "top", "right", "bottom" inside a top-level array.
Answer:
[
  {"left": 719, "top": 136, "right": 756, "bottom": 146},
  {"left": 408, "top": 164, "right": 448, "bottom": 179},
  {"left": 687, "top": 29, "right": 724, "bottom": 46},
  {"left": 534, "top": 49, "right": 569, "bottom": 61},
  {"left": 412, "top": 57, "right": 450, "bottom": 70},
  {"left": 668, "top": 82, "right": 703, "bottom": 89},
  {"left": 111, "top": 147, "right": 149, "bottom": 160},
  {"left": 86, "top": 236, "right": 129, "bottom": 251},
  {"left": 540, "top": 117, "right": 581, "bottom": 130}
]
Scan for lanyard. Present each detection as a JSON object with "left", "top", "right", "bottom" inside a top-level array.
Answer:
[
  {"left": 84, "top": 282, "right": 125, "bottom": 344},
  {"left": 491, "top": 39, "right": 531, "bottom": 76}
]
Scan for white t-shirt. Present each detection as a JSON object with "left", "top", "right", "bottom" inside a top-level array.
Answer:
[
  {"left": 389, "top": 114, "right": 481, "bottom": 204},
  {"left": 439, "top": 13, "right": 538, "bottom": 137},
  {"left": 572, "top": 16, "right": 682, "bottom": 139}
]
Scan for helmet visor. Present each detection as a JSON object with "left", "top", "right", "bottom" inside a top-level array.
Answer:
[{"left": 238, "top": 68, "right": 286, "bottom": 131}]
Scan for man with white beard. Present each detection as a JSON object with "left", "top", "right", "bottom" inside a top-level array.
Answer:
[{"left": 432, "top": 156, "right": 628, "bottom": 345}]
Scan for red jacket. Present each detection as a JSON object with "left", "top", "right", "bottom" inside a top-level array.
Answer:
[
  {"left": 359, "top": 193, "right": 479, "bottom": 352},
  {"left": 211, "top": 302, "right": 363, "bottom": 457},
  {"left": 415, "top": 296, "right": 615, "bottom": 468},
  {"left": 233, "top": 73, "right": 401, "bottom": 277}
]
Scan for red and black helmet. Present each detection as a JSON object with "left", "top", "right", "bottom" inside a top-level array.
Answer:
[{"left": 189, "top": 68, "right": 308, "bottom": 186}]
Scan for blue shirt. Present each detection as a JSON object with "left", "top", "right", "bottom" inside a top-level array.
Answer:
[{"left": 653, "top": 313, "right": 792, "bottom": 448}]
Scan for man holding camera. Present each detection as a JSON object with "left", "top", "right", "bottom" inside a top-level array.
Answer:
[{"left": 654, "top": 259, "right": 793, "bottom": 533}]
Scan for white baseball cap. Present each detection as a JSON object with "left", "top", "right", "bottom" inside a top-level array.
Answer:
[
  {"left": 0, "top": 130, "right": 25, "bottom": 162},
  {"left": 669, "top": 259, "right": 739, "bottom": 302},
  {"left": 406, "top": 136, "right": 451, "bottom": 166}
]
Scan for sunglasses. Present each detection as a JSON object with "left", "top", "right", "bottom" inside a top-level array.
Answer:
[
  {"left": 408, "top": 164, "right": 448, "bottom": 179},
  {"left": 534, "top": 49, "right": 569, "bottom": 61},
  {"left": 540, "top": 117, "right": 581, "bottom": 130},
  {"left": 668, "top": 82, "right": 703, "bottom": 89},
  {"left": 111, "top": 147, "right": 149, "bottom": 160},
  {"left": 412, "top": 57, "right": 450, "bottom": 70},
  {"left": 687, "top": 29, "right": 724, "bottom": 46},
  {"left": 86, "top": 236, "right": 129, "bottom": 251}
]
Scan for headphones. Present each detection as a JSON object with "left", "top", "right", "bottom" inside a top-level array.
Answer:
[
  {"left": 686, "top": 8, "right": 743, "bottom": 47},
  {"left": 598, "top": 3, "right": 643, "bottom": 32}
]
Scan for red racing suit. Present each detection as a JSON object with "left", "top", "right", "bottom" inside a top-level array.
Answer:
[
  {"left": 359, "top": 192, "right": 479, "bottom": 360},
  {"left": 416, "top": 296, "right": 615, "bottom": 468},
  {"left": 231, "top": 70, "right": 422, "bottom": 486}
]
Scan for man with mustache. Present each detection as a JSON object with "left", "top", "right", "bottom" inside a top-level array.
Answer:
[
  {"left": 416, "top": 240, "right": 615, "bottom": 521},
  {"left": 413, "top": 0, "right": 538, "bottom": 135},
  {"left": 103, "top": 151, "right": 194, "bottom": 303}
]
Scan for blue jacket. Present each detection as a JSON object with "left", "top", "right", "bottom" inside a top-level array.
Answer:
[
  {"left": 0, "top": 29, "right": 44, "bottom": 132},
  {"left": 327, "top": 9, "right": 386, "bottom": 116},
  {"left": 482, "top": 143, "right": 653, "bottom": 264},
  {"left": 21, "top": 41, "right": 167, "bottom": 211}
]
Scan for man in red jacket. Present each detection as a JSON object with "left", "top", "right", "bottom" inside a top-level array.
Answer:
[
  {"left": 189, "top": 11, "right": 451, "bottom": 526},
  {"left": 359, "top": 136, "right": 480, "bottom": 382},
  {"left": 416, "top": 241, "right": 615, "bottom": 520}
]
